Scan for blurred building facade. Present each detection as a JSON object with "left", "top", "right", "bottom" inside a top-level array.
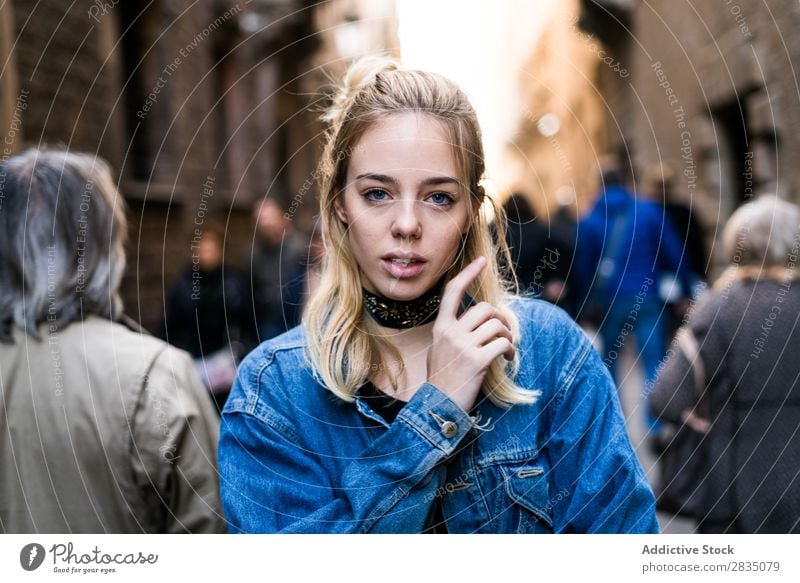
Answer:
[
  {"left": 506, "top": 0, "right": 610, "bottom": 220},
  {"left": 580, "top": 0, "right": 799, "bottom": 276},
  {"left": 395, "top": 0, "right": 611, "bottom": 220},
  {"left": 0, "top": 0, "right": 397, "bottom": 332},
  {"left": 9, "top": 1, "right": 796, "bottom": 325}
]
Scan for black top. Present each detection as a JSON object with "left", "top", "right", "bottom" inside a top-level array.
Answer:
[
  {"left": 163, "top": 266, "right": 249, "bottom": 356},
  {"left": 359, "top": 381, "right": 448, "bottom": 534},
  {"left": 663, "top": 200, "right": 707, "bottom": 278}
]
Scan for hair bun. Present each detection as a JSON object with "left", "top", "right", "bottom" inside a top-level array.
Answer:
[{"left": 321, "top": 55, "right": 401, "bottom": 127}]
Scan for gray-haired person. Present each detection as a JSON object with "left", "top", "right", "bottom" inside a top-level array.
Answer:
[
  {"left": 651, "top": 195, "right": 800, "bottom": 533},
  {"left": 0, "top": 148, "right": 225, "bottom": 533}
]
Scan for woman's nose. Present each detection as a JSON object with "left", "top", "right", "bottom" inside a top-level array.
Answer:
[{"left": 391, "top": 199, "right": 422, "bottom": 239}]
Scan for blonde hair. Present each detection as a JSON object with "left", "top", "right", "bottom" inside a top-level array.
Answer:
[{"left": 302, "top": 56, "right": 536, "bottom": 408}]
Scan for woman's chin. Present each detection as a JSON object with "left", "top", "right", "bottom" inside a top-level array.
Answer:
[
  {"left": 376, "top": 287, "right": 424, "bottom": 302},
  {"left": 370, "top": 277, "right": 436, "bottom": 301}
]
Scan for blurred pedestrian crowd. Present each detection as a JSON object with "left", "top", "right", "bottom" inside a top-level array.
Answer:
[{"left": 1, "top": 147, "right": 798, "bottom": 533}]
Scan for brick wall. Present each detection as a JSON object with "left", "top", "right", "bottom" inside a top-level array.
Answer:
[
  {"left": 621, "top": 1, "right": 800, "bottom": 273},
  {"left": 11, "top": 0, "right": 118, "bottom": 161},
  {"left": 1, "top": 0, "right": 329, "bottom": 333}
]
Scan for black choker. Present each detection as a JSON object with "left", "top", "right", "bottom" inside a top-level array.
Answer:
[{"left": 363, "top": 279, "right": 445, "bottom": 329}]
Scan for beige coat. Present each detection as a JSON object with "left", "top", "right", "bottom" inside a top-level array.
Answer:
[{"left": 0, "top": 316, "right": 225, "bottom": 533}]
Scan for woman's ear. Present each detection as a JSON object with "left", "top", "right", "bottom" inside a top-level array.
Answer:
[
  {"left": 333, "top": 195, "right": 348, "bottom": 224},
  {"left": 463, "top": 194, "right": 482, "bottom": 235},
  {"left": 472, "top": 190, "right": 484, "bottom": 217},
  {"left": 472, "top": 196, "right": 482, "bottom": 217}
]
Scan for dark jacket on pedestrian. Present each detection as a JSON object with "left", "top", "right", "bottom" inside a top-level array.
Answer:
[
  {"left": 164, "top": 265, "right": 249, "bottom": 357},
  {"left": 663, "top": 200, "right": 707, "bottom": 280},
  {"left": 651, "top": 279, "right": 800, "bottom": 533},
  {"left": 250, "top": 232, "right": 307, "bottom": 342}
]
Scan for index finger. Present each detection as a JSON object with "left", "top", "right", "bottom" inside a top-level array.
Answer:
[{"left": 438, "top": 256, "right": 486, "bottom": 320}]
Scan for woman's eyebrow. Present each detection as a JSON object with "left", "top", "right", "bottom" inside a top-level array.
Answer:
[
  {"left": 355, "top": 172, "right": 398, "bottom": 185},
  {"left": 420, "top": 176, "right": 460, "bottom": 187},
  {"left": 354, "top": 172, "right": 459, "bottom": 188}
]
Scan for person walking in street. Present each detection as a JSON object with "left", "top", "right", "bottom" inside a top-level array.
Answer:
[
  {"left": 645, "top": 162, "right": 708, "bottom": 336},
  {"left": 163, "top": 221, "right": 249, "bottom": 411},
  {"left": 502, "top": 193, "right": 573, "bottom": 313},
  {"left": 249, "top": 199, "right": 308, "bottom": 343},
  {"left": 651, "top": 196, "right": 800, "bottom": 533},
  {"left": 0, "top": 148, "right": 225, "bottom": 533},
  {"left": 576, "top": 163, "right": 697, "bottom": 435}
]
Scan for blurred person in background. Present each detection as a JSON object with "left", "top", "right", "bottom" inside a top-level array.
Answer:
[
  {"left": 549, "top": 188, "right": 579, "bottom": 317},
  {"left": 0, "top": 148, "right": 225, "bottom": 533},
  {"left": 297, "top": 217, "right": 327, "bottom": 316},
  {"left": 163, "top": 220, "right": 248, "bottom": 412},
  {"left": 502, "top": 193, "right": 573, "bottom": 313},
  {"left": 575, "top": 162, "right": 697, "bottom": 435},
  {"left": 645, "top": 162, "right": 708, "bottom": 334},
  {"left": 651, "top": 196, "right": 800, "bottom": 533},
  {"left": 250, "top": 198, "right": 308, "bottom": 342}
]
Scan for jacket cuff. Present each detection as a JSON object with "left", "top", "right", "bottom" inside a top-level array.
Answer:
[{"left": 397, "top": 382, "right": 473, "bottom": 456}]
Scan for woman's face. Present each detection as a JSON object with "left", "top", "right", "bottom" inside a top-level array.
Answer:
[
  {"left": 198, "top": 233, "right": 222, "bottom": 270},
  {"left": 334, "top": 113, "right": 478, "bottom": 301}
]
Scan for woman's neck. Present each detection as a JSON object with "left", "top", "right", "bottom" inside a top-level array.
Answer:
[{"left": 372, "top": 321, "right": 434, "bottom": 401}]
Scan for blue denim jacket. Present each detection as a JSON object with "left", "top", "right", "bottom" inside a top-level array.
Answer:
[{"left": 219, "top": 297, "right": 659, "bottom": 533}]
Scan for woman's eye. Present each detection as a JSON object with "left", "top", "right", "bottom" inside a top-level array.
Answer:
[
  {"left": 364, "top": 189, "right": 389, "bottom": 202},
  {"left": 428, "top": 192, "right": 455, "bottom": 206}
]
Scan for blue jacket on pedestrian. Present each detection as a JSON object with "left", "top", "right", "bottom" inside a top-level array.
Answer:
[
  {"left": 218, "top": 296, "right": 659, "bottom": 533},
  {"left": 576, "top": 184, "right": 695, "bottom": 308}
]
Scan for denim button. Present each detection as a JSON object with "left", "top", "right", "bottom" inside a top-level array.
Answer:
[{"left": 441, "top": 421, "right": 458, "bottom": 438}]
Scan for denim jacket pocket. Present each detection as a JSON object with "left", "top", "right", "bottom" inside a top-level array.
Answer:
[{"left": 499, "top": 463, "right": 554, "bottom": 533}]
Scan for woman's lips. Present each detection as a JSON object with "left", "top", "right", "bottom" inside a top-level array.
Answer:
[{"left": 382, "top": 258, "right": 426, "bottom": 278}]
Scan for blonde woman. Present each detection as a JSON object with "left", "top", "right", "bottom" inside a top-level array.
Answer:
[{"left": 219, "top": 58, "right": 657, "bottom": 533}]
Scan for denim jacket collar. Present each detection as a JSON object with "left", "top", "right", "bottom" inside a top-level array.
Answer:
[{"left": 219, "top": 296, "right": 659, "bottom": 533}]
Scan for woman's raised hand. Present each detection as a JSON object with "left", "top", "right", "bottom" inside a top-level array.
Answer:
[{"left": 426, "top": 256, "right": 515, "bottom": 413}]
